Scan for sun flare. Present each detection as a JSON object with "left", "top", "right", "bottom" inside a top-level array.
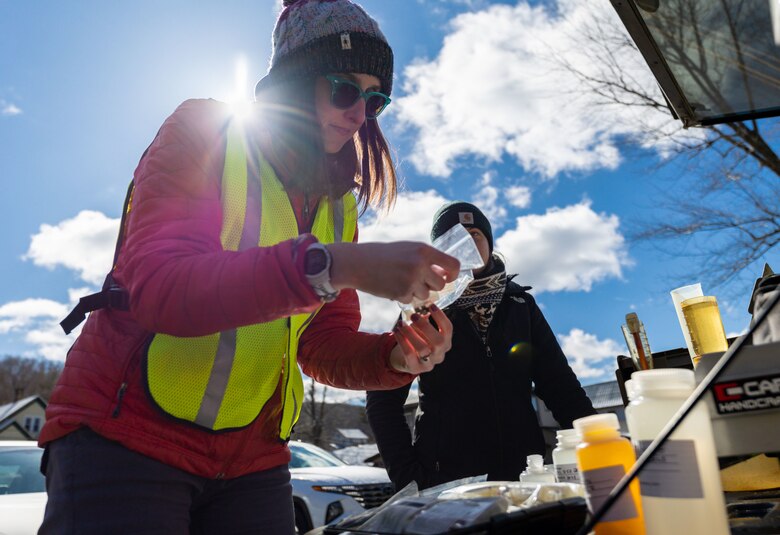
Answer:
[{"left": 225, "top": 55, "right": 252, "bottom": 121}]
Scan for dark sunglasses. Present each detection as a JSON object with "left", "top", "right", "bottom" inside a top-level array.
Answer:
[{"left": 325, "top": 75, "right": 391, "bottom": 119}]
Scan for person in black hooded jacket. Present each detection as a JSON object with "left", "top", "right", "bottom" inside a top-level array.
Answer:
[{"left": 366, "top": 201, "right": 596, "bottom": 491}]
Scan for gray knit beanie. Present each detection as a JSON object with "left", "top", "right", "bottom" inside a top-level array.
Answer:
[{"left": 255, "top": 0, "right": 394, "bottom": 98}]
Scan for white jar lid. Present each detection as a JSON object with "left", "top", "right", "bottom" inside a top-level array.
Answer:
[
  {"left": 556, "top": 427, "right": 581, "bottom": 446},
  {"left": 632, "top": 368, "right": 695, "bottom": 396},
  {"left": 556, "top": 428, "right": 578, "bottom": 439},
  {"left": 573, "top": 413, "right": 619, "bottom": 434}
]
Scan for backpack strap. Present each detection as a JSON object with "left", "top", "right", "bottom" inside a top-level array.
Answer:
[
  {"left": 60, "top": 115, "right": 236, "bottom": 335},
  {"left": 60, "top": 180, "right": 134, "bottom": 334}
]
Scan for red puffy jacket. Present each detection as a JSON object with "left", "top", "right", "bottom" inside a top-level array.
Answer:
[{"left": 39, "top": 99, "right": 412, "bottom": 479}]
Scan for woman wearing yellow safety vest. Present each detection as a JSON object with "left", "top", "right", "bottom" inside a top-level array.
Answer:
[{"left": 38, "top": 1, "right": 459, "bottom": 533}]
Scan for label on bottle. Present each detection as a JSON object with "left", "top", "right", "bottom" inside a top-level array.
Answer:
[
  {"left": 637, "top": 439, "right": 703, "bottom": 498},
  {"left": 555, "top": 463, "right": 580, "bottom": 483},
  {"left": 581, "top": 465, "right": 639, "bottom": 522}
]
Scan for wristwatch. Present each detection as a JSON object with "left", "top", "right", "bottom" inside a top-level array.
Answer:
[{"left": 304, "top": 242, "right": 340, "bottom": 303}]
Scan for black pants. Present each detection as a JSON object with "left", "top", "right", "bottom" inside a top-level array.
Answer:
[{"left": 39, "top": 428, "right": 295, "bottom": 534}]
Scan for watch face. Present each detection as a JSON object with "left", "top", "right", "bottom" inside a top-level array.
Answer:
[{"left": 305, "top": 247, "right": 328, "bottom": 275}]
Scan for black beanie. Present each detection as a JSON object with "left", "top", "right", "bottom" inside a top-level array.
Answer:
[{"left": 431, "top": 202, "right": 493, "bottom": 253}]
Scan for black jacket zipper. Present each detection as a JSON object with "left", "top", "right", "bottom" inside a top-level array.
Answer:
[
  {"left": 111, "top": 334, "right": 151, "bottom": 418},
  {"left": 465, "top": 311, "right": 505, "bottom": 476}
]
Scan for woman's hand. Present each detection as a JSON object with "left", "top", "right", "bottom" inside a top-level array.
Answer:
[
  {"left": 388, "top": 304, "right": 452, "bottom": 374},
  {"left": 328, "top": 241, "right": 460, "bottom": 303}
]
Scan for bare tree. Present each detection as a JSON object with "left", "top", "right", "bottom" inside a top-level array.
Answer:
[
  {"left": 296, "top": 380, "right": 329, "bottom": 448},
  {"left": 0, "top": 356, "right": 63, "bottom": 404},
  {"left": 556, "top": 0, "right": 780, "bottom": 287}
]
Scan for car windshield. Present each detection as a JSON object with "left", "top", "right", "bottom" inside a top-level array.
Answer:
[
  {"left": 0, "top": 448, "right": 45, "bottom": 495},
  {"left": 289, "top": 443, "right": 346, "bottom": 469}
]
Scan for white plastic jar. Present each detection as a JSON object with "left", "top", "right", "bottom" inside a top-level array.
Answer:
[
  {"left": 519, "top": 454, "right": 556, "bottom": 484},
  {"left": 552, "top": 428, "right": 581, "bottom": 483},
  {"left": 625, "top": 369, "right": 729, "bottom": 535}
]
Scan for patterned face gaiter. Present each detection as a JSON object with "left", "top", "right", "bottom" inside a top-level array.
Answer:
[{"left": 451, "top": 255, "right": 506, "bottom": 335}]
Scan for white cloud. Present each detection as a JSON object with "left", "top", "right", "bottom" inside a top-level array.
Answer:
[
  {"left": 0, "top": 298, "right": 76, "bottom": 361},
  {"left": 418, "top": 0, "right": 490, "bottom": 14},
  {"left": 472, "top": 172, "right": 507, "bottom": 225},
  {"left": 558, "top": 328, "right": 623, "bottom": 380},
  {"left": 358, "top": 291, "right": 402, "bottom": 334},
  {"left": 497, "top": 200, "right": 630, "bottom": 293},
  {"left": 506, "top": 185, "right": 532, "bottom": 209},
  {"left": 0, "top": 299, "right": 68, "bottom": 334},
  {"left": 395, "top": 0, "right": 693, "bottom": 178},
  {"left": 8, "top": 210, "right": 115, "bottom": 360},
  {"left": 1, "top": 100, "right": 22, "bottom": 116},
  {"left": 359, "top": 189, "right": 449, "bottom": 244},
  {"left": 24, "top": 210, "right": 119, "bottom": 285}
]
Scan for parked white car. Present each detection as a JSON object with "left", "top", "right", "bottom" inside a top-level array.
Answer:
[
  {"left": 0, "top": 441, "right": 46, "bottom": 535},
  {"left": 289, "top": 441, "right": 393, "bottom": 533},
  {"left": 0, "top": 440, "right": 392, "bottom": 535}
]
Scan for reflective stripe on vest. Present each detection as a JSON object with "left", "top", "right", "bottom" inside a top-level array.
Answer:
[{"left": 144, "top": 120, "right": 357, "bottom": 436}]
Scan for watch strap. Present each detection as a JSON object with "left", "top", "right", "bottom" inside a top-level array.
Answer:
[{"left": 304, "top": 243, "right": 340, "bottom": 303}]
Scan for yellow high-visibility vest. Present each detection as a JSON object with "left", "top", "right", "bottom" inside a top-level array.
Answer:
[{"left": 144, "top": 120, "right": 357, "bottom": 438}]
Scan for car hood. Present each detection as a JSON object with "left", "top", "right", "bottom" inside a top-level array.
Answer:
[
  {"left": 0, "top": 492, "right": 46, "bottom": 535},
  {"left": 290, "top": 465, "right": 390, "bottom": 485}
]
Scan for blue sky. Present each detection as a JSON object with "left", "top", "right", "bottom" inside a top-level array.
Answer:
[{"left": 1, "top": 0, "right": 777, "bottom": 401}]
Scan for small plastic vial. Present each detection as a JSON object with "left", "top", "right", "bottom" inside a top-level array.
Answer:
[
  {"left": 625, "top": 369, "right": 729, "bottom": 535},
  {"left": 519, "top": 454, "right": 556, "bottom": 484},
  {"left": 552, "top": 428, "right": 581, "bottom": 484},
  {"left": 573, "top": 413, "right": 645, "bottom": 535}
]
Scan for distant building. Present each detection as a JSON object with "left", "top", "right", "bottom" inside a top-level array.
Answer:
[
  {"left": 581, "top": 380, "right": 627, "bottom": 426},
  {"left": 333, "top": 443, "right": 380, "bottom": 466},
  {"left": 337, "top": 428, "right": 369, "bottom": 446},
  {"left": 292, "top": 402, "right": 375, "bottom": 450},
  {"left": 534, "top": 380, "right": 626, "bottom": 461},
  {"left": 0, "top": 395, "right": 47, "bottom": 441}
]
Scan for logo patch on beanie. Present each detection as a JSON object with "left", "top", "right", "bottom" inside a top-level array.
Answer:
[
  {"left": 340, "top": 33, "right": 352, "bottom": 50},
  {"left": 459, "top": 212, "right": 474, "bottom": 225}
]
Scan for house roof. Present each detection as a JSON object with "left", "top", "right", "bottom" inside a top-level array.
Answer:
[
  {"left": 582, "top": 381, "right": 624, "bottom": 410},
  {"left": 0, "top": 419, "right": 33, "bottom": 439},
  {"left": 0, "top": 395, "right": 46, "bottom": 421},
  {"left": 337, "top": 428, "right": 369, "bottom": 440},
  {"left": 332, "top": 443, "right": 379, "bottom": 465}
]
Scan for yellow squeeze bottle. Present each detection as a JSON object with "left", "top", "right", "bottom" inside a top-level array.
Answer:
[{"left": 573, "top": 413, "right": 645, "bottom": 535}]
